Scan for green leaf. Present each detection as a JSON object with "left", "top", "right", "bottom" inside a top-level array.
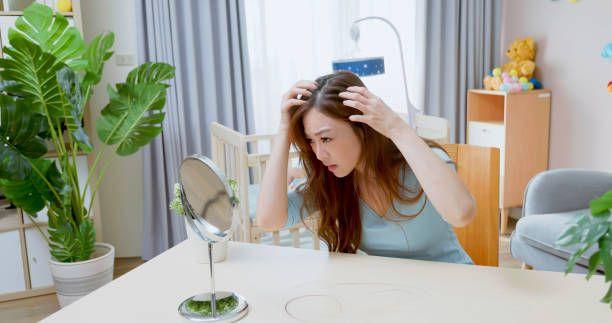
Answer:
[
  {"left": 126, "top": 62, "right": 175, "bottom": 84},
  {"left": 0, "top": 159, "right": 66, "bottom": 214},
  {"left": 586, "top": 251, "right": 601, "bottom": 280},
  {"left": 0, "top": 37, "right": 65, "bottom": 117},
  {"left": 75, "top": 217, "right": 95, "bottom": 260},
  {"left": 599, "top": 235, "right": 612, "bottom": 282},
  {"left": 96, "top": 63, "right": 174, "bottom": 156},
  {"left": 590, "top": 190, "right": 612, "bottom": 216},
  {"left": 56, "top": 67, "right": 92, "bottom": 153},
  {"left": 47, "top": 206, "right": 95, "bottom": 262},
  {"left": 47, "top": 207, "right": 78, "bottom": 262},
  {"left": 565, "top": 241, "right": 596, "bottom": 275},
  {"left": 0, "top": 95, "right": 47, "bottom": 180},
  {"left": 81, "top": 32, "right": 114, "bottom": 90},
  {"left": 10, "top": 3, "right": 86, "bottom": 70},
  {"left": 556, "top": 213, "right": 589, "bottom": 246},
  {"left": 602, "top": 283, "right": 612, "bottom": 306}
]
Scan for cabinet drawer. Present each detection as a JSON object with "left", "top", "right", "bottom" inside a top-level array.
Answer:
[
  {"left": 468, "top": 121, "right": 505, "bottom": 148},
  {"left": 25, "top": 227, "right": 53, "bottom": 288},
  {"left": 0, "top": 230, "right": 26, "bottom": 294}
]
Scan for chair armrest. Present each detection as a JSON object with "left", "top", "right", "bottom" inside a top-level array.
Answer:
[{"left": 522, "top": 169, "right": 612, "bottom": 217}]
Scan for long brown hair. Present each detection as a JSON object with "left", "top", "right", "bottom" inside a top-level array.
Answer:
[{"left": 288, "top": 71, "right": 440, "bottom": 253}]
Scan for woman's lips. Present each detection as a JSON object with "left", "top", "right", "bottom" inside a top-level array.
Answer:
[{"left": 327, "top": 164, "right": 338, "bottom": 172}]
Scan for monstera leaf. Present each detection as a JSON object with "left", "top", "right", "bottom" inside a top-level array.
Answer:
[
  {"left": 81, "top": 32, "right": 114, "bottom": 91},
  {"left": 0, "top": 95, "right": 47, "bottom": 181},
  {"left": 48, "top": 206, "right": 95, "bottom": 262},
  {"left": 9, "top": 3, "right": 86, "bottom": 70},
  {"left": 57, "top": 67, "right": 92, "bottom": 153},
  {"left": 0, "top": 158, "right": 67, "bottom": 214},
  {"left": 96, "top": 63, "right": 175, "bottom": 156},
  {"left": 0, "top": 37, "right": 65, "bottom": 117}
]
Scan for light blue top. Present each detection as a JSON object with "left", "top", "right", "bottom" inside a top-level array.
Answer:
[{"left": 281, "top": 148, "right": 473, "bottom": 265}]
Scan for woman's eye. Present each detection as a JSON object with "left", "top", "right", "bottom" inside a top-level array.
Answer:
[{"left": 321, "top": 137, "right": 332, "bottom": 143}]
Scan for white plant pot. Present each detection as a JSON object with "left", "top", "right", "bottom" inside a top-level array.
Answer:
[
  {"left": 49, "top": 242, "right": 115, "bottom": 308},
  {"left": 184, "top": 218, "right": 227, "bottom": 263}
]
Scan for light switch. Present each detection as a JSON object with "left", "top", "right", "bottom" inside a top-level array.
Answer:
[{"left": 115, "top": 53, "right": 136, "bottom": 66}]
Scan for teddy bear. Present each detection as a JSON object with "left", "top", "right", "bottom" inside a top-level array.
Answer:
[
  {"left": 502, "top": 37, "right": 536, "bottom": 79},
  {"left": 483, "top": 37, "right": 539, "bottom": 92}
]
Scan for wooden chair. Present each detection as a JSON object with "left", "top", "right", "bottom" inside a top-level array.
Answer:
[
  {"left": 441, "top": 144, "right": 500, "bottom": 266},
  {"left": 395, "top": 113, "right": 451, "bottom": 144},
  {"left": 210, "top": 122, "right": 321, "bottom": 250}
]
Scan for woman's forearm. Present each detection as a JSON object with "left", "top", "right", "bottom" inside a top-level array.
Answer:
[
  {"left": 255, "top": 126, "right": 291, "bottom": 230},
  {"left": 388, "top": 123, "right": 476, "bottom": 227}
]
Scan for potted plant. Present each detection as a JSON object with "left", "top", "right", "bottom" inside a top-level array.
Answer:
[
  {"left": 557, "top": 190, "right": 612, "bottom": 308},
  {"left": 0, "top": 3, "right": 174, "bottom": 306}
]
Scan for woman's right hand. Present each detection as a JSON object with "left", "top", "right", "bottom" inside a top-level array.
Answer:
[{"left": 280, "top": 80, "right": 318, "bottom": 129}]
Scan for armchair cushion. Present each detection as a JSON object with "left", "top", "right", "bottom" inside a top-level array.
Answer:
[{"left": 512, "top": 208, "right": 601, "bottom": 271}]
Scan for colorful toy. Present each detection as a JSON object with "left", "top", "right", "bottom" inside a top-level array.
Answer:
[
  {"left": 608, "top": 81, "right": 612, "bottom": 93},
  {"left": 56, "top": 0, "right": 72, "bottom": 12},
  {"left": 483, "top": 38, "right": 540, "bottom": 93},
  {"left": 484, "top": 70, "right": 540, "bottom": 93},
  {"left": 603, "top": 43, "right": 612, "bottom": 59}
]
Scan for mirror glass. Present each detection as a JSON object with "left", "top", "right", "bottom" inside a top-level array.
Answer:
[{"left": 179, "top": 155, "right": 234, "bottom": 243}]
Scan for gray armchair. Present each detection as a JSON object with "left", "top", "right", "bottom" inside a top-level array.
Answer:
[{"left": 510, "top": 169, "right": 612, "bottom": 273}]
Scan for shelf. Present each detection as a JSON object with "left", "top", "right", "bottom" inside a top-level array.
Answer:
[
  {"left": 0, "top": 10, "right": 73, "bottom": 16},
  {"left": 469, "top": 120, "right": 504, "bottom": 126},
  {"left": 469, "top": 88, "right": 551, "bottom": 97}
]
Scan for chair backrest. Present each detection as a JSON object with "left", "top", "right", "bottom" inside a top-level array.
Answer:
[
  {"left": 398, "top": 113, "right": 451, "bottom": 144},
  {"left": 441, "top": 144, "right": 500, "bottom": 266},
  {"left": 209, "top": 122, "right": 317, "bottom": 248}
]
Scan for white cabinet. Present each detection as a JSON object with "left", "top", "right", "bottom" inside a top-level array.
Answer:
[
  {"left": 0, "top": 229, "right": 26, "bottom": 294},
  {"left": 25, "top": 227, "right": 53, "bottom": 288},
  {"left": 0, "top": 15, "right": 16, "bottom": 48}
]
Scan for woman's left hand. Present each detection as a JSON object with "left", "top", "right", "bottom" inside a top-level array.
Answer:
[{"left": 339, "top": 86, "right": 407, "bottom": 139}]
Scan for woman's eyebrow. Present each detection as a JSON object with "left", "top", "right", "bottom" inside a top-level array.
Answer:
[{"left": 306, "top": 127, "right": 331, "bottom": 138}]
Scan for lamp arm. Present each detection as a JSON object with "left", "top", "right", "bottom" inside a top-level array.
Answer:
[{"left": 351, "top": 16, "right": 420, "bottom": 126}]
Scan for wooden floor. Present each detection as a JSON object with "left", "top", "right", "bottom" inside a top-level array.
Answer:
[
  {"left": 2, "top": 218, "right": 520, "bottom": 322},
  {"left": 0, "top": 257, "right": 146, "bottom": 323}
]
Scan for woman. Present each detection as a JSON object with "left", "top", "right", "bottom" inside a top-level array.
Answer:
[{"left": 255, "top": 71, "right": 475, "bottom": 264}]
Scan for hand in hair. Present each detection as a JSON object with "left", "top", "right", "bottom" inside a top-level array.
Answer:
[
  {"left": 280, "top": 80, "right": 318, "bottom": 129},
  {"left": 339, "top": 86, "right": 407, "bottom": 139}
]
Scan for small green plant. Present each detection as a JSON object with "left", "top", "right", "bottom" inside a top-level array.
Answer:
[
  {"left": 169, "top": 183, "right": 185, "bottom": 216},
  {"left": 556, "top": 190, "right": 612, "bottom": 308},
  {"left": 186, "top": 296, "right": 238, "bottom": 316}
]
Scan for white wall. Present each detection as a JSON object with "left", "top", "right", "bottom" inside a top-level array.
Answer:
[
  {"left": 80, "top": 0, "right": 143, "bottom": 257},
  {"left": 501, "top": 0, "right": 612, "bottom": 172}
]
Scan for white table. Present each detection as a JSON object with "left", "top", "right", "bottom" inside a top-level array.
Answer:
[{"left": 42, "top": 241, "right": 610, "bottom": 322}]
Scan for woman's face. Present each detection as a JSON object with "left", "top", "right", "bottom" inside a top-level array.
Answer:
[{"left": 303, "top": 108, "right": 362, "bottom": 178}]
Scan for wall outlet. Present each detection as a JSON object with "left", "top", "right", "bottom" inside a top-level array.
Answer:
[{"left": 115, "top": 53, "right": 136, "bottom": 66}]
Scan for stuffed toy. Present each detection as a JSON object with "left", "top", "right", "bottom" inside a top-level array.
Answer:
[
  {"left": 502, "top": 37, "right": 536, "bottom": 79},
  {"left": 483, "top": 38, "right": 540, "bottom": 92}
]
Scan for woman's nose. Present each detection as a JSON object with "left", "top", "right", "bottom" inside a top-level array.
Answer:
[{"left": 314, "top": 143, "right": 329, "bottom": 161}]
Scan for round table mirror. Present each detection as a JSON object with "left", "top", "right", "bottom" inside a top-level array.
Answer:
[{"left": 177, "top": 155, "right": 248, "bottom": 322}]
